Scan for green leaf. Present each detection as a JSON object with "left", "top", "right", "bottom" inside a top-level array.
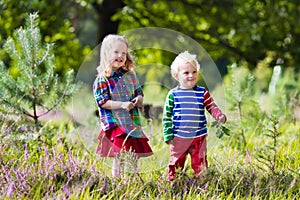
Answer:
[{"left": 212, "top": 121, "right": 231, "bottom": 139}]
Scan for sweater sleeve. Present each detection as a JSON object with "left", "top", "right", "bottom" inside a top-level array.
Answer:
[
  {"left": 162, "top": 91, "right": 174, "bottom": 142},
  {"left": 203, "top": 88, "right": 224, "bottom": 121}
]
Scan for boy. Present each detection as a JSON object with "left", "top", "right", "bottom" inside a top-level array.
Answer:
[{"left": 162, "top": 51, "right": 226, "bottom": 181}]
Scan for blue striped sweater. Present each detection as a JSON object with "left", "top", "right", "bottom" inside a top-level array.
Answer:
[{"left": 163, "top": 86, "right": 208, "bottom": 141}]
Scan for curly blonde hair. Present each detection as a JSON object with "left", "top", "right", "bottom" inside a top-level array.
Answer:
[
  {"left": 170, "top": 51, "right": 200, "bottom": 79},
  {"left": 96, "top": 34, "right": 134, "bottom": 77}
]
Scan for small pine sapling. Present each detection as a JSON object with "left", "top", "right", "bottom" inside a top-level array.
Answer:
[
  {"left": 0, "top": 13, "right": 75, "bottom": 133},
  {"left": 255, "top": 115, "right": 282, "bottom": 174},
  {"left": 225, "top": 64, "right": 255, "bottom": 148}
]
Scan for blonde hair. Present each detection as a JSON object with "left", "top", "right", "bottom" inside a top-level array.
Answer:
[
  {"left": 170, "top": 51, "right": 200, "bottom": 79},
  {"left": 96, "top": 34, "right": 134, "bottom": 77}
]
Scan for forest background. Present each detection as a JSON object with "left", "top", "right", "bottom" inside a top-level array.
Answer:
[{"left": 0, "top": 0, "right": 299, "bottom": 199}]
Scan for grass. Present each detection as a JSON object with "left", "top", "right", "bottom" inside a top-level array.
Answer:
[
  {"left": 1, "top": 78, "right": 299, "bottom": 199},
  {"left": 0, "top": 118, "right": 299, "bottom": 199}
]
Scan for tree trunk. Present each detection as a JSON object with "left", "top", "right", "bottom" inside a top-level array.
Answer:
[{"left": 92, "top": 0, "right": 125, "bottom": 44}]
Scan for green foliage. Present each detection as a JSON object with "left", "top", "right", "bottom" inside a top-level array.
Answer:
[
  {"left": 225, "top": 64, "right": 255, "bottom": 108},
  {"left": 117, "top": 0, "right": 300, "bottom": 69},
  {"left": 255, "top": 115, "right": 282, "bottom": 173},
  {"left": 261, "top": 67, "right": 300, "bottom": 123},
  {"left": 211, "top": 121, "right": 230, "bottom": 139},
  {"left": 224, "top": 63, "right": 257, "bottom": 148},
  {"left": 254, "top": 51, "right": 275, "bottom": 92},
  {"left": 0, "top": 13, "right": 76, "bottom": 132},
  {"left": 0, "top": 0, "right": 90, "bottom": 75}
]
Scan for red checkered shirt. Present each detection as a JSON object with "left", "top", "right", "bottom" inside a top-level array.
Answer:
[{"left": 93, "top": 68, "right": 144, "bottom": 138}]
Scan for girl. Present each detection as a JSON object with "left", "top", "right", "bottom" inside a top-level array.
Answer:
[{"left": 93, "top": 34, "right": 153, "bottom": 177}]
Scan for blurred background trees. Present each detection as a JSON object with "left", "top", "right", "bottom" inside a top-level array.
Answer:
[
  {"left": 119, "top": 0, "right": 300, "bottom": 71},
  {"left": 1, "top": 0, "right": 300, "bottom": 74},
  {"left": 1, "top": 0, "right": 299, "bottom": 116}
]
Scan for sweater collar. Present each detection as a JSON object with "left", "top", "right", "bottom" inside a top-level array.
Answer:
[{"left": 177, "top": 85, "right": 198, "bottom": 90}]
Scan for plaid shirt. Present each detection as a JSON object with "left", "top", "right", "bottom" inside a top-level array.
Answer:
[{"left": 93, "top": 68, "right": 144, "bottom": 138}]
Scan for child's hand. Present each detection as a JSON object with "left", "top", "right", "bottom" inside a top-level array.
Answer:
[
  {"left": 218, "top": 114, "right": 227, "bottom": 124},
  {"left": 121, "top": 101, "right": 135, "bottom": 111},
  {"left": 166, "top": 140, "right": 173, "bottom": 145},
  {"left": 131, "top": 95, "right": 143, "bottom": 108}
]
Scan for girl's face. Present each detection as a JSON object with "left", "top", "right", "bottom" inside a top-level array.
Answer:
[
  {"left": 110, "top": 40, "right": 128, "bottom": 71},
  {"left": 175, "top": 62, "right": 198, "bottom": 89}
]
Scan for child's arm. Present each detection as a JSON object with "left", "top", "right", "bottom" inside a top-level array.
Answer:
[
  {"left": 93, "top": 77, "right": 135, "bottom": 111},
  {"left": 162, "top": 91, "right": 175, "bottom": 143},
  {"left": 203, "top": 89, "right": 227, "bottom": 123},
  {"left": 101, "top": 100, "right": 135, "bottom": 111}
]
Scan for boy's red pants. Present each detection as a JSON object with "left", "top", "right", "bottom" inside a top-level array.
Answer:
[{"left": 168, "top": 135, "right": 208, "bottom": 181}]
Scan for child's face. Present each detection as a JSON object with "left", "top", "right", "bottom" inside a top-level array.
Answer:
[
  {"left": 175, "top": 62, "right": 198, "bottom": 89},
  {"left": 110, "top": 40, "right": 127, "bottom": 71}
]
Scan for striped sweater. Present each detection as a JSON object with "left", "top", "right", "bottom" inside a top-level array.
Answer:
[{"left": 163, "top": 86, "right": 224, "bottom": 141}]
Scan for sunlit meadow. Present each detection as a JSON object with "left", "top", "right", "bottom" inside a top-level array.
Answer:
[
  {"left": 1, "top": 65, "right": 299, "bottom": 199},
  {"left": 0, "top": 14, "right": 299, "bottom": 200}
]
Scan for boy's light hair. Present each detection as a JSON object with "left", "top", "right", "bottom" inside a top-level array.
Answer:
[
  {"left": 96, "top": 34, "right": 134, "bottom": 77},
  {"left": 170, "top": 51, "right": 200, "bottom": 79}
]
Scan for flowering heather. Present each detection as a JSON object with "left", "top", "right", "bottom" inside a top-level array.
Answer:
[{"left": 0, "top": 138, "right": 100, "bottom": 199}]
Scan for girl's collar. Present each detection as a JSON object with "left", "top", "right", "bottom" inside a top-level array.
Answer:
[{"left": 111, "top": 68, "right": 126, "bottom": 76}]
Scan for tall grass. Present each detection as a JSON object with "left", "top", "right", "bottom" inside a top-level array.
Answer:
[
  {"left": 0, "top": 119, "right": 299, "bottom": 199},
  {"left": 1, "top": 64, "right": 299, "bottom": 199}
]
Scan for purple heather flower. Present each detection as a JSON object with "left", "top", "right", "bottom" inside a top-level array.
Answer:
[
  {"left": 63, "top": 185, "right": 70, "bottom": 197},
  {"left": 103, "top": 179, "right": 108, "bottom": 194},
  {"left": 6, "top": 183, "right": 15, "bottom": 197}
]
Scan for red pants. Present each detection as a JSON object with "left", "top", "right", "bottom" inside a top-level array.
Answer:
[{"left": 168, "top": 135, "right": 208, "bottom": 180}]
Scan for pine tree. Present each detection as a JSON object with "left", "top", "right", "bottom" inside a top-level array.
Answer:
[{"left": 0, "top": 13, "right": 75, "bottom": 133}]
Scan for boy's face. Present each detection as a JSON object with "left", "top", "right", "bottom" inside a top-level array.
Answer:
[
  {"left": 175, "top": 62, "right": 198, "bottom": 89},
  {"left": 110, "top": 40, "right": 127, "bottom": 71}
]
